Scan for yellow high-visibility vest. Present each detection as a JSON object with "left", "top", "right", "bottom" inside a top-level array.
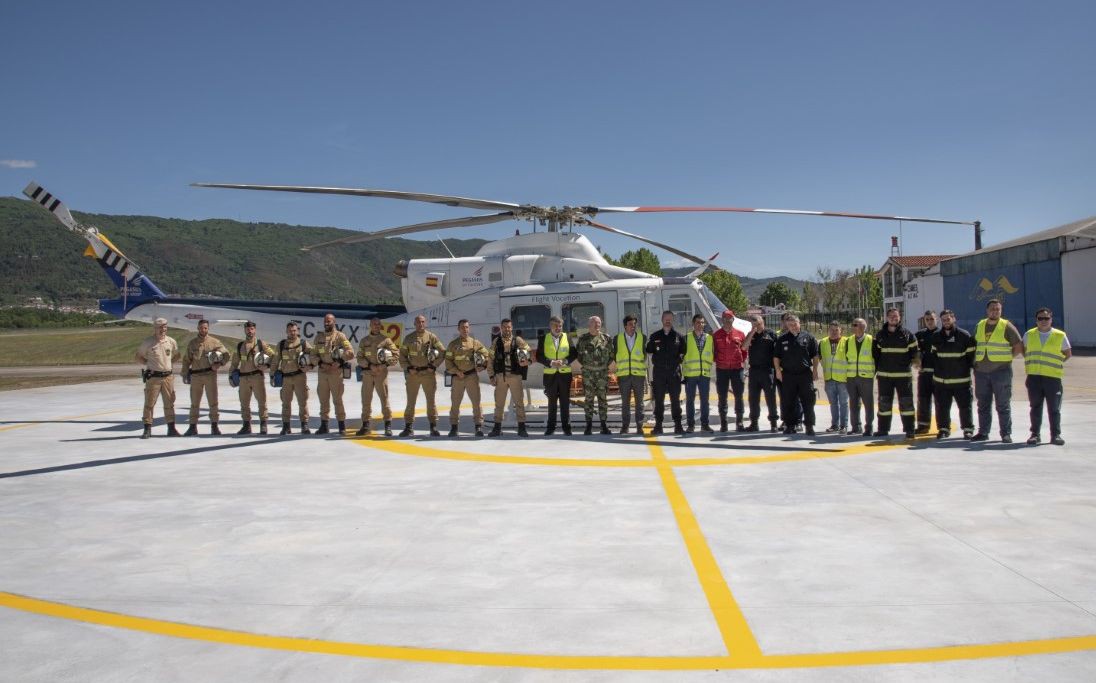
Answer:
[
  {"left": 975, "top": 318, "right": 1014, "bottom": 362},
  {"left": 819, "top": 337, "right": 847, "bottom": 382},
  {"left": 682, "top": 332, "right": 714, "bottom": 378},
  {"left": 615, "top": 332, "right": 646, "bottom": 377},
  {"left": 542, "top": 333, "right": 572, "bottom": 374},
  {"left": 842, "top": 334, "right": 875, "bottom": 378},
  {"left": 1024, "top": 327, "right": 1066, "bottom": 379}
]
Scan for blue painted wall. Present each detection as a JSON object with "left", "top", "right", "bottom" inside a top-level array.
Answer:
[{"left": 943, "top": 260, "right": 1062, "bottom": 332}]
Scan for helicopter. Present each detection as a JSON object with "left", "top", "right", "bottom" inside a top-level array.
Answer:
[{"left": 24, "top": 181, "right": 976, "bottom": 380}]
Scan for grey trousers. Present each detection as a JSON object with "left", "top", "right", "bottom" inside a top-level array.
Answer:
[
  {"left": 618, "top": 375, "right": 646, "bottom": 427},
  {"left": 846, "top": 376, "right": 875, "bottom": 429},
  {"left": 975, "top": 367, "right": 1013, "bottom": 437}
]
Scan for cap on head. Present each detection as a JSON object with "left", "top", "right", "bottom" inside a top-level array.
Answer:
[
  {"left": 245, "top": 320, "right": 256, "bottom": 328},
  {"left": 154, "top": 317, "right": 168, "bottom": 326},
  {"left": 721, "top": 310, "right": 735, "bottom": 320}
]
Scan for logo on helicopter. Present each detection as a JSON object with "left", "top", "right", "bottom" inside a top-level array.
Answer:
[{"left": 460, "top": 264, "right": 486, "bottom": 287}]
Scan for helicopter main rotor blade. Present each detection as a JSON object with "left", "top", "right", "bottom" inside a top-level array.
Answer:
[
  {"left": 594, "top": 206, "right": 975, "bottom": 226},
  {"left": 192, "top": 183, "right": 521, "bottom": 213},
  {"left": 301, "top": 212, "right": 516, "bottom": 251},
  {"left": 583, "top": 219, "right": 719, "bottom": 269}
]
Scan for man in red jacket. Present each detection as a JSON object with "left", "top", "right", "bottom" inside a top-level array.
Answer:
[{"left": 713, "top": 310, "right": 754, "bottom": 431}]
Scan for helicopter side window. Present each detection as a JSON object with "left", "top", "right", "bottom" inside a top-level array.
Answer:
[
  {"left": 667, "top": 295, "right": 694, "bottom": 331},
  {"left": 509, "top": 304, "right": 551, "bottom": 343},
  {"left": 562, "top": 301, "right": 605, "bottom": 337}
]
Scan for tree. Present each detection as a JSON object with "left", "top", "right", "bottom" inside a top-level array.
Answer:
[
  {"left": 613, "top": 248, "right": 662, "bottom": 276},
  {"left": 759, "top": 281, "right": 800, "bottom": 309},
  {"left": 801, "top": 282, "right": 820, "bottom": 312},
  {"left": 854, "top": 265, "right": 883, "bottom": 312},
  {"left": 699, "top": 269, "right": 748, "bottom": 313}
]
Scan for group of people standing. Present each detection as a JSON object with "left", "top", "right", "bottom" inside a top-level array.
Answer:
[{"left": 136, "top": 299, "right": 1071, "bottom": 445}]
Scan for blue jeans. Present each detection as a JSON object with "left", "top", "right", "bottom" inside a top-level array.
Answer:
[
  {"left": 974, "top": 367, "right": 1013, "bottom": 437},
  {"left": 685, "top": 376, "right": 711, "bottom": 427},
  {"left": 824, "top": 379, "right": 848, "bottom": 428}
]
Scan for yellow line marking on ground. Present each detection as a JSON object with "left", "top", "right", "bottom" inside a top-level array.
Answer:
[
  {"left": 3, "top": 591, "right": 1094, "bottom": 669},
  {"left": 644, "top": 436, "right": 764, "bottom": 663},
  {"left": 0, "top": 407, "right": 134, "bottom": 433}
]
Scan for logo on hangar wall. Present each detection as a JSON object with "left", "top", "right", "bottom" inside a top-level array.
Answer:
[{"left": 969, "top": 275, "right": 1020, "bottom": 301}]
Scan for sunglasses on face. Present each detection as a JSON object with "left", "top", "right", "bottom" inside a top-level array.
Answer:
[{"left": 1037, "top": 316, "right": 1051, "bottom": 321}]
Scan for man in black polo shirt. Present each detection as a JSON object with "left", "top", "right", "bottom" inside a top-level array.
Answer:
[
  {"left": 645, "top": 310, "right": 686, "bottom": 435},
  {"left": 744, "top": 314, "right": 779, "bottom": 432},
  {"left": 773, "top": 314, "right": 820, "bottom": 435}
]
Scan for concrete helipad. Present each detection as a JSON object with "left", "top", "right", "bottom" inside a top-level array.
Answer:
[{"left": 2, "top": 372, "right": 1095, "bottom": 682}]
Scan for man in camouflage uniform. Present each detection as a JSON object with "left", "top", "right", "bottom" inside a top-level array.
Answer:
[
  {"left": 272, "top": 321, "right": 311, "bottom": 435},
  {"left": 231, "top": 320, "right": 275, "bottom": 435},
  {"left": 576, "top": 315, "right": 615, "bottom": 435},
  {"left": 445, "top": 319, "right": 489, "bottom": 437},
  {"left": 488, "top": 317, "right": 531, "bottom": 437},
  {"left": 400, "top": 314, "right": 446, "bottom": 437},
  {"left": 356, "top": 317, "right": 399, "bottom": 437},
  {"left": 135, "top": 317, "right": 181, "bottom": 439},
  {"left": 183, "top": 319, "right": 229, "bottom": 436},
  {"left": 310, "top": 312, "right": 355, "bottom": 435}
]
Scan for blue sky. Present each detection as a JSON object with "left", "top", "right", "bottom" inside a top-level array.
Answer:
[{"left": 3, "top": 1, "right": 1094, "bottom": 279}]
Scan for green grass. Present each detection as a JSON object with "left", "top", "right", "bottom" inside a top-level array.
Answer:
[{"left": 0, "top": 326, "right": 234, "bottom": 366}]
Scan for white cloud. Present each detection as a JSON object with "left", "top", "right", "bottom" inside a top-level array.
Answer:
[{"left": 1, "top": 159, "right": 37, "bottom": 169}]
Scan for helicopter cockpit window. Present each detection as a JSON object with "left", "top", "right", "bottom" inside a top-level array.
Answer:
[
  {"left": 562, "top": 301, "right": 605, "bottom": 336},
  {"left": 510, "top": 304, "right": 551, "bottom": 342},
  {"left": 699, "top": 283, "right": 729, "bottom": 319}
]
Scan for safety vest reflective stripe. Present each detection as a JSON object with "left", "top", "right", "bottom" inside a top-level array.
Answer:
[
  {"left": 819, "top": 338, "right": 846, "bottom": 382},
  {"left": 1024, "top": 328, "right": 1066, "bottom": 378},
  {"left": 975, "top": 319, "right": 1014, "bottom": 362},
  {"left": 935, "top": 351, "right": 968, "bottom": 358},
  {"left": 842, "top": 334, "right": 875, "bottom": 378},
  {"left": 933, "top": 376, "right": 971, "bottom": 384},
  {"left": 877, "top": 370, "right": 913, "bottom": 378},
  {"left": 543, "top": 333, "right": 572, "bottom": 374},
  {"left": 615, "top": 332, "right": 647, "bottom": 376},
  {"left": 880, "top": 347, "right": 912, "bottom": 353},
  {"left": 682, "top": 333, "right": 714, "bottom": 378}
]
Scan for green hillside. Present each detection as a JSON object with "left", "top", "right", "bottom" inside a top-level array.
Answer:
[{"left": 0, "top": 197, "right": 486, "bottom": 306}]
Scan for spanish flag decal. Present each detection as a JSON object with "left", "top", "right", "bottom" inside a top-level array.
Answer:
[{"left": 425, "top": 276, "right": 439, "bottom": 288}]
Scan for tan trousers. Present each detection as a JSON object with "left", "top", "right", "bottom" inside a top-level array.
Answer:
[
  {"left": 143, "top": 375, "right": 176, "bottom": 425},
  {"left": 188, "top": 371, "right": 219, "bottom": 423},
  {"left": 238, "top": 373, "right": 268, "bottom": 422},
  {"left": 317, "top": 369, "right": 346, "bottom": 421},
  {"left": 361, "top": 367, "right": 392, "bottom": 423},
  {"left": 280, "top": 372, "right": 309, "bottom": 423},
  {"left": 404, "top": 369, "right": 438, "bottom": 424},
  {"left": 493, "top": 374, "right": 526, "bottom": 422},
  {"left": 449, "top": 373, "right": 483, "bottom": 427}
]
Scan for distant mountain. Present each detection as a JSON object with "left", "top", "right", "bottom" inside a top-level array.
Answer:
[
  {"left": 0, "top": 197, "right": 486, "bottom": 306},
  {"left": 662, "top": 267, "right": 807, "bottom": 303}
]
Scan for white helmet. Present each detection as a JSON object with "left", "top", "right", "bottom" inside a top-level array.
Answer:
[
  {"left": 516, "top": 348, "right": 531, "bottom": 364},
  {"left": 206, "top": 350, "right": 228, "bottom": 365},
  {"left": 473, "top": 349, "right": 488, "bottom": 370},
  {"left": 377, "top": 347, "right": 394, "bottom": 365},
  {"left": 297, "top": 352, "right": 310, "bottom": 369},
  {"left": 426, "top": 346, "right": 441, "bottom": 364},
  {"left": 253, "top": 349, "right": 272, "bottom": 367},
  {"left": 331, "top": 346, "right": 348, "bottom": 361}
]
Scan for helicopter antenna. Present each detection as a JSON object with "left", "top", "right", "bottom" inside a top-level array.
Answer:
[{"left": 435, "top": 233, "right": 456, "bottom": 258}]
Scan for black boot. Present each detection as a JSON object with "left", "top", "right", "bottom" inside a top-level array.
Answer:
[
  {"left": 384, "top": 421, "right": 393, "bottom": 436},
  {"left": 770, "top": 420, "right": 779, "bottom": 433},
  {"left": 140, "top": 424, "right": 152, "bottom": 439},
  {"left": 210, "top": 423, "right": 221, "bottom": 436},
  {"left": 475, "top": 425, "right": 485, "bottom": 437},
  {"left": 489, "top": 423, "right": 502, "bottom": 437},
  {"left": 700, "top": 422, "right": 714, "bottom": 433},
  {"left": 300, "top": 419, "right": 311, "bottom": 435},
  {"left": 635, "top": 424, "right": 643, "bottom": 435},
  {"left": 620, "top": 422, "right": 630, "bottom": 435},
  {"left": 355, "top": 423, "right": 371, "bottom": 437},
  {"left": 166, "top": 422, "right": 181, "bottom": 437},
  {"left": 720, "top": 416, "right": 728, "bottom": 433},
  {"left": 399, "top": 424, "right": 414, "bottom": 437},
  {"left": 184, "top": 424, "right": 198, "bottom": 436},
  {"left": 448, "top": 426, "right": 459, "bottom": 437},
  {"left": 237, "top": 422, "right": 252, "bottom": 435},
  {"left": 518, "top": 422, "right": 529, "bottom": 437},
  {"left": 600, "top": 420, "right": 611, "bottom": 435},
  {"left": 316, "top": 420, "right": 330, "bottom": 435},
  {"left": 280, "top": 422, "right": 291, "bottom": 435},
  {"left": 429, "top": 423, "right": 441, "bottom": 437},
  {"left": 584, "top": 419, "right": 593, "bottom": 436},
  {"left": 259, "top": 420, "right": 268, "bottom": 435},
  {"left": 337, "top": 420, "right": 347, "bottom": 435},
  {"left": 652, "top": 423, "right": 664, "bottom": 435},
  {"left": 745, "top": 420, "right": 759, "bottom": 432},
  {"left": 736, "top": 418, "right": 745, "bottom": 432},
  {"left": 673, "top": 422, "right": 686, "bottom": 435},
  {"left": 544, "top": 423, "right": 556, "bottom": 436}
]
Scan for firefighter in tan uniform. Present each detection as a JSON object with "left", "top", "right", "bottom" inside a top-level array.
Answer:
[
  {"left": 183, "top": 319, "right": 229, "bottom": 435},
  {"left": 445, "top": 319, "right": 489, "bottom": 437},
  {"left": 399, "top": 314, "right": 446, "bottom": 437},
  {"left": 356, "top": 317, "right": 399, "bottom": 437},
  {"left": 230, "top": 320, "right": 275, "bottom": 435},
  {"left": 272, "top": 321, "right": 312, "bottom": 435},
  {"left": 487, "top": 317, "right": 531, "bottom": 437},
  {"left": 309, "top": 312, "right": 355, "bottom": 435},
  {"left": 135, "top": 317, "right": 181, "bottom": 439}
]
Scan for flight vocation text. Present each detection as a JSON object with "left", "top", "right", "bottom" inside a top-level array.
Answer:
[{"left": 530, "top": 295, "right": 582, "bottom": 304}]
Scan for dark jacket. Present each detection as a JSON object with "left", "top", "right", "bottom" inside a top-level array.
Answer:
[
  {"left": 873, "top": 325, "right": 918, "bottom": 377},
  {"left": 645, "top": 327, "right": 686, "bottom": 376},
  {"left": 930, "top": 326, "right": 976, "bottom": 382},
  {"left": 916, "top": 327, "right": 939, "bottom": 372}
]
